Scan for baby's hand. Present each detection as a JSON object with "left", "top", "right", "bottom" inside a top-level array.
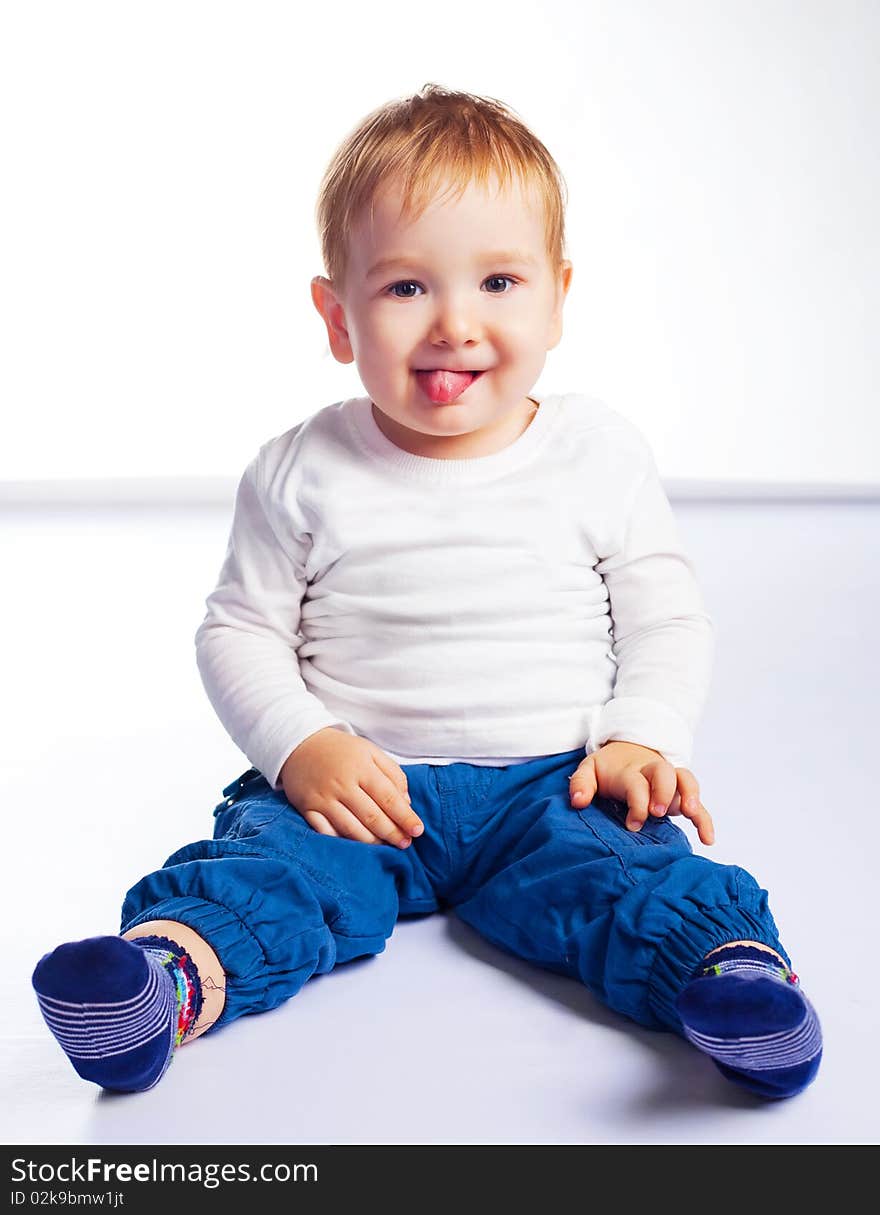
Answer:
[
  {"left": 568, "top": 740, "right": 715, "bottom": 845},
  {"left": 279, "top": 728, "right": 424, "bottom": 849}
]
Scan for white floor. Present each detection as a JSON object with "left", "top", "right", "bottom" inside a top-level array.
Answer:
[{"left": 1, "top": 499, "right": 877, "bottom": 1145}]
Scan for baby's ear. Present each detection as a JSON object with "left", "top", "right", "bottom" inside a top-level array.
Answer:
[
  {"left": 310, "top": 278, "right": 354, "bottom": 364},
  {"left": 310, "top": 275, "right": 331, "bottom": 311}
]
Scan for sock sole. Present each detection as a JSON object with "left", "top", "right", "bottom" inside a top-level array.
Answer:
[
  {"left": 676, "top": 969, "right": 822, "bottom": 1100},
  {"left": 32, "top": 935, "right": 178, "bottom": 1092}
]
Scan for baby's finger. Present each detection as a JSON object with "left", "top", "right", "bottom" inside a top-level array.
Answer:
[
  {"left": 569, "top": 756, "right": 598, "bottom": 808},
  {"left": 672, "top": 768, "right": 700, "bottom": 818},
  {"left": 303, "top": 806, "right": 381, "bottom": 844},
  {"left": 624, "top": 772, "right": 652, "bottom": 832},
  {"left": 370, "top": 754, "right": 424, "bottom": 838},
  {"left": 352, "top": 780, "right": 418, "bottom": 849},
  {"left": 646, "top": 760, "right": 678, "bottom": 817},
  {"left": 301, "top": 809, "right": 339, "bottom": 836},
  {"left": 671, "top": 796, "right": 715, "bottom": 846}
]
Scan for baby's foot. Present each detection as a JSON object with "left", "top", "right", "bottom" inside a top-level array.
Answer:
[
  {"left": 675, "top": 943, "right": 822, "bottom": 1099},
  {"left": 32, "top": 934, "right": 202, "bottom": 1092}
]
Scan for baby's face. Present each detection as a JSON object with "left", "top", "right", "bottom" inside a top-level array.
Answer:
[{"left": 312, "top": 174, "right": 572, "bottom": 458}]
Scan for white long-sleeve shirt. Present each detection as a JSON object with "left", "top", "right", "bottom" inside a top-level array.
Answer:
[{"left": 195, "top": 392, "right": 714, "bottom": 790}]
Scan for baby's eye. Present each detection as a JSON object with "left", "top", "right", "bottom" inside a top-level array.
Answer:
[
  {"left": 385, "top": 275, "right": 518, "bottom": 299},
  {"left": 484, "top": 275, "right": 517, "bottom": 294},
  {"left": 387, "top": 281, "right": 423, "bottom": 299}
]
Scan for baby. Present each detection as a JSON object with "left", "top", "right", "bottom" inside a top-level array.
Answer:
[{"left": 33, "top": 84, "right": 821, "bottom": 1102}]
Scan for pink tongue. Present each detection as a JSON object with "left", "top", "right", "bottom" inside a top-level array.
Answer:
[{"left": 416, "top": 369, "right": 475, "bottom": 403}]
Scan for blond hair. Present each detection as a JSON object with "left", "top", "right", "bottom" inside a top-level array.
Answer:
[{"left": 315, "top": 83, "right": 569, "bottom": 293}]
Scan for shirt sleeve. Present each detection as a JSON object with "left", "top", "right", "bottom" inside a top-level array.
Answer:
[
  {"left": 194, "top": 449, "right": 357, "bottom": 790},
  {"left": 588, "top": 433, "right": 715, "bottom": 769}
]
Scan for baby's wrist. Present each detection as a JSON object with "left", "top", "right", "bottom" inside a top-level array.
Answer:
[{"left": 598, "top": 739, "right": 664, "bottom": 761}]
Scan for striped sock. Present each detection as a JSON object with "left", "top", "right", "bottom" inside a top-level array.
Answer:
[
  {"left": 675, "top": 944, "right": 822, "bottom": 1099},
  {"left": 32, "top": 934, "right": 203, "bottom": 1092}
]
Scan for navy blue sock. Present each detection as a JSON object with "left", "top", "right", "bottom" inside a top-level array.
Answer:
[
  {"left": 32, "top": 934, "right": 203, "bottom": 1092},
  {"left": 675, "top": 944, "right": 822, "bottom": 1099}
]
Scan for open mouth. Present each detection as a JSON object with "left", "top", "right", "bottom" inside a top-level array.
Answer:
[{"left": 414, "top": 368, "right": 485, "bottom": 404}]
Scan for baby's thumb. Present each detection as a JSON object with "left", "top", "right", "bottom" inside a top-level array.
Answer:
[{"left": 568, "top": 757, "right": 597, "bottom": 808}]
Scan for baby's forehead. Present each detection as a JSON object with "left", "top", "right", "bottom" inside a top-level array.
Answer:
[
  {"left": 371, "top": 173, "right": 543, "bottom": 223},
  {"left": 351, "top": 175, "right": 549, "bottom": 251}
]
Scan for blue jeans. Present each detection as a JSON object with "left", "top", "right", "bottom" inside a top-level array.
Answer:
[{"left": 120, "top": 748, "right": 788, "bottom": 1035}]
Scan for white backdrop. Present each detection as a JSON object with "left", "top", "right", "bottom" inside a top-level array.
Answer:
[{"left": 1, "top": 0, "right": 877, "bottom": 485}]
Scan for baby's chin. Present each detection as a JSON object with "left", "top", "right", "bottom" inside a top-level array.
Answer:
[
  {"left": 376, "top": 399, "right": 502, "bottom": 433},
  {"left": 371, "top": 396, "right": 537, "bottom": 459}
]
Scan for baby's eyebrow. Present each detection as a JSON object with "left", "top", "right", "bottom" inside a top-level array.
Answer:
[{"left": 365, "top": 250, "right": 539, "bottom": 278}]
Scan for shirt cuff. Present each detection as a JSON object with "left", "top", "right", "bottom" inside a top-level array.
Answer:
[
  {"left": 587, "top": 697, "right": 693, "bottom": 769},
  {"left": 262, "top": 720, "right": 358, "bottom": 791}
]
